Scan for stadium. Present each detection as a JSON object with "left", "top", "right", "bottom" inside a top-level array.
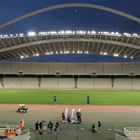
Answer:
[{"left": 0, "top": 1, "right": 140, "bottom": 140}]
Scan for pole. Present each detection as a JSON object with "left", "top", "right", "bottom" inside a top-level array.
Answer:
[
  {"left": 87, "top": 96, "right": 90, "bottom": 104},
  {"left": 54, "top": 96, "right": 56, "bottom": 104}
]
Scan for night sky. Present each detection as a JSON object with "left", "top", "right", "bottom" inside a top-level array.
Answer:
[{"left": 0, "top": 0, "right": 140, "bottom": 62}]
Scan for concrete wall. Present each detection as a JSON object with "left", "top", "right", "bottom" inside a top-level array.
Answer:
[
  {"left": 94, "top": 78, "right": 112, "bottom": 89},
  {"left": 77, "top": 78, "right": 94, "bottom": 89},
  {"left": 2, "top": 77, "right": 140, "bottom": 90},
  {"left": 4, "top": 78, "right": 20, "bottom": 88},
  {"left": 20, "top": 78, "right": 38, "bottom": 88},
  {"left": 40, "top": 78, "right": 75, "bottom": 89},
  {"left": 114, "top": 78, "right": 132, "bottom": 90},
  {"left": 0, "top": 62, "right": 140, "bottom": 75}
]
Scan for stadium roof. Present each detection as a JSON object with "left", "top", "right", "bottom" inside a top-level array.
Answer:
[
  {"left": 0, "top": 31, "right": 140, "bottom": 60},
  {"left": 0, "top": 1, "right": 140, "bottom": 61}
]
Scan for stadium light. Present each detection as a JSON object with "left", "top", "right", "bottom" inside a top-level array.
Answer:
[
  {"left": 58, "top": 31, "right": 65, "bottom": 35},
  {"left": 10, "top": 34, "right": 13, "bottom": 37},
  {"left": 124, "top": 55, "right": 127, "bottom": 58},
  {"left": 132, "top": 33, "right": 138, "bottom": 37},
  {"left": 91, "top": 31, "right": 96, "bottom": 34},
  {"left": 85, "top": 51, "right": 89, "bottom": 54},
  {"left": 49, "top": 31, "right": 57, "bottom": 35},
  {"left": 45, "top": 52, "right": 50, "bottom": 55},
  {"left": 76, "top": 31, "right": 86, "bottom": 35},
  {"left": 4, "top": 34, "right": 8, "bottom": 37},
  {"left": 103, "top": 52, "right": 107, "bottom": 55},
  {"left": 19, "top": 33, "right": 24, "bottom": 37},
  {"left": 20, "top": 56, "right": 24, "bottom": 59},
  {"left": 100, "top": 52, "right": 103, "bottom": 55},
  {"left": 35, "top": 53, "right": 39, "bottom": 56},
  {"left": 113, "top": 53, "right": 119, "bottom": 57},
  {"left": 65, "top": 31, "right": 73, "bottom": 35},
  {"left": 123, "top": 32, "right": 131, "bottom": 37},
  {"left": 28, "top": 31, "right": 36, "bottom": 36}
]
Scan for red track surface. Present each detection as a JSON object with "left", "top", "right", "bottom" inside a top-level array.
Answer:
[{"left": 0, "top": 104, "right": 140, "bottom": 112}]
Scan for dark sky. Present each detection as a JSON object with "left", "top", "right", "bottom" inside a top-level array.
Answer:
[{"left": 0, "top": 0, "right": 140, "bottom": 34}]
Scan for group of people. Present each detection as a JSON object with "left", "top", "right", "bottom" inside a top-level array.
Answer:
[
  {"left": 2, "top": 120, "right": 24, "bottom": 139},
  {"left": 91, "top": 121, "right": 102, "bottom": 133},
  {"left": 35, "top": 120, "right": 60, "bottom": 135},
  {"left": 62, "top": 111, "right": 82, "bottom": 124},
  {"left": 3, "top": 129, "right": 17, "bottom": 138}
]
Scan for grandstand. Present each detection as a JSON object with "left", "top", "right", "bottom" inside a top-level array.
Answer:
[
  {"left": 0, "top": 31, "right": 140, "bottom": 90},
  {"left": 0, "top": 61, "right": 140, "bottom": 89}
]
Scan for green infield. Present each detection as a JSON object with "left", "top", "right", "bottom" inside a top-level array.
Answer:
[{"left": 0, "top": 89, "right": 140, "bottom": 105}]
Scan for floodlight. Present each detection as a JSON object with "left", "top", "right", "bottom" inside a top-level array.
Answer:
[
  {"left": 28, "top": 31, "right": 36, "bottom": 36},
  {"left": 103, "top": 52, "right": 107, "bottom": 55},
  {"left": 113, "top": 53, "right": 119, "bottom": 57},
  {"left": 35, "top": 53, "right": 39, "bottom": 56},
  {"left": 20, "top": 56, "right": 24, "bottom": 59},
  {"left": 123, "top": 33, "right": 131, "bottom": 37},
  {"left": 91, "top": 31, "right": 96, "bottom": 34}
]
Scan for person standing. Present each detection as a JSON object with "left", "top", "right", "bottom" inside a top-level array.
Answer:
[
  {"left": 76, "top": 111, "right": 82, "bottom": 124},
  {"left": 91, "top": 123, "right": 96, "bottom": 133},
  {"left": 35, "top": 121, "right": 39, "bottom": 131},
  {"left": 47, "top": 121, "right": 53, "bottom": 131},
  {"left": 19, "top": 121, "right": 24, "bottom": 131},
  {"left": 39, "top": 121, "right": 43, "bottom": 130},
  {"left": 98, "top": 121, "right": 102, "bottom": 133},
  {"left": 62, "top": 112, "right": 65, "bottom": 122},
  {"left": 54, "top": 122, "right": 59, "bottom": 132}
]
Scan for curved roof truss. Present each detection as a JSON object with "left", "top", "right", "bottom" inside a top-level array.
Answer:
[
  {"left": 0, "top": 34, "right": 140, "bottom": 59},
  {"left": 0, "top": 38, "right": 139, "bottom": 53}
]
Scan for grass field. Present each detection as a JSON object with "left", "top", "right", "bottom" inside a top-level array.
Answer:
[{"left": 0, "top": 89, "right": 140, "bottom": 105}]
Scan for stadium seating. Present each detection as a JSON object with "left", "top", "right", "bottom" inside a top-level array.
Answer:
[
  {"left": 0, "top": 62, "right": 140, "bottom": 75},
  {"left": 0, "top": 62, "right": 140, "bottom": 89}
]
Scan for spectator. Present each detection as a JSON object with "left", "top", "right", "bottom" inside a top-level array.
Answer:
[
  {"left": 91, "top": 123, "right": 96, "bottom": 133},
  {"left": 98, "top": 121, "right": 102, "bottom": 133},
  {"left": 62, "top": 112, "right": 65, "bottom": 121},
  {"left": 12, "top": 130, "right": 17, "bottom": 136},
  {"left": 4, "top": 129, "right": 9, "bottom": 137},
  {"left": 35, "top": 121, "right": 39, "bottom": 131},
  {"left": 47, "top": 121, "right": 53, "bottom": 131},
  {"left": 39, "top": 121, "right": 43, "bottom": 130},
  {"left": 54, "top": 122, "right": 59, "bottom": 131},
  {"left": 76, "top": 111, "right": 82, "bottom": 124},
  {"left": 42, "top": 121, "right": 47, "bottom": 131},
  {"left": 67, "top": 114, "right": 71, "bottom": 123},
  {"left": 19, "top": 121, "right": 24, "bottom": 131}
]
